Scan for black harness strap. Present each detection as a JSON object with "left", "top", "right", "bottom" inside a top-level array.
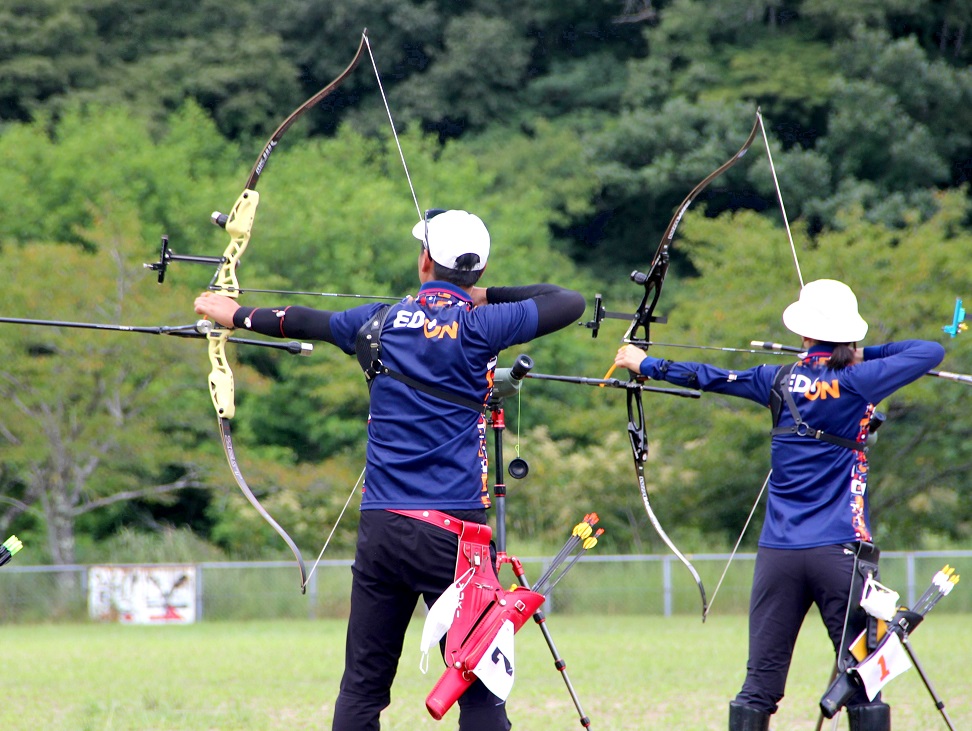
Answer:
[
  {"left": 769, "top": 362, "right": 866, "bottom": 452},
  {"left": 355, "top": 305, "right": 486, "bottom": 414}
]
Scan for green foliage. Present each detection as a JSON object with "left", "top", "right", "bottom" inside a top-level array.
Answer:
[
  {"left": 2, "top": 616, "right": 971, "bottom": 729},
  {"left": 3, "top": 4, "right": 972, "bottom": 563},
  {"left": 0, "top": 101, "right": 237, "bottom": 250},
  {"left": 0, "top": 212, "right": 212, "bottom": 562},
  {"left": 394, "top": 13, "right": 533, "bottom": 132},
  {"left": 80, "top": 526, "right": 225, "bottom": 563},
  {"left": 0, "top": 0, "right": 303, "bottom": 140}
]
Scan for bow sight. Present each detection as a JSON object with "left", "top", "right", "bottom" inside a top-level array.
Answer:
[{"left": 581, "top": 280, "right": 669, "bottom": 343}]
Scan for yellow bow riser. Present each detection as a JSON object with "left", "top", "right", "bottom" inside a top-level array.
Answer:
[{"left": 207, "top": 189, "right": 259, "bottom": 420}]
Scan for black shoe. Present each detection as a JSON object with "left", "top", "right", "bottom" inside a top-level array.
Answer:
[
  {"left": 728, "top": 701, "right": 770, "bottom": 731},
  {"left": 848, "top": 703, "right": 891, "bottom": 731}
]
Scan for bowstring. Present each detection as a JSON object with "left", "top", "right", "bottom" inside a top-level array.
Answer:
[
  {"left": 757, "top": 108, "right": 804, "bottom": 289},
  {"left": 303, "top": 466, "right": 365, "bottom": 589},
  {"left": 304, "top": 33, "right": 421, "bottom": 589},
  {"left": 703, "top": 469, "right": 771, "bottom": 619},
  {"left": 706, "top": 114, "right": 807, "bottom": 617},
  {"left": 363, "top": 31, "right": 423, "bottom": 221}
]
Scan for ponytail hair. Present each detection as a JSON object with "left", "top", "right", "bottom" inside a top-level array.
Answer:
[{"left": 828, "top": 343, "right": 856, "bottom": 369}]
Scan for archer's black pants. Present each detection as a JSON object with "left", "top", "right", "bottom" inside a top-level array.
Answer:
[
  {"left": 331, "top": 509, "right": 512, "bottom": 731},
  {"left": 734, "top": 544, "right": 877, "bottom": 714}
]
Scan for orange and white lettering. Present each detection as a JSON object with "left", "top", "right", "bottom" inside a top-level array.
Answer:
[
  {"left": 393, "top": 310, "right": 427, "bottom": 328},
  {"left": 424, "top": 319, "right": 459, "bottom": 339}
]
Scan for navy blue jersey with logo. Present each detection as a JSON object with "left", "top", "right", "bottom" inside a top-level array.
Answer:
[
  {"left": 327, "top": 282, "right": 540, "bottom": 510},
  {"left": 232, "top": 280, "right": 587, "bottom": 513},
  {"left": 636, "top": 340, "right": 944, "bottom": 549}
]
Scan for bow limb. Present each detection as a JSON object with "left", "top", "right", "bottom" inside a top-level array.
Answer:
[
  {"left": 204, "top": 33, "right": 369, "bottom": 594},
  {"left": 611, "top": 115, "right": 762, "bottom": 619},
  {"left": 600, "top": 112, "right": 762, "bottom": 377},
  {"left": 627, "top": 112, "right": 762, "bottom": 350},
  {"left": 205, "top": 194, "right": 310, "bottom": 592},
  {"left": 627, "top": 386, "right": 709, "bottom": 620}
]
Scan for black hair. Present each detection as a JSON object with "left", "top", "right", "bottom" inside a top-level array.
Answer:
[
  {"left": 431, "top": 255, "right": 484, "bottom": 288},
  {"left": 827, "top": 343, "right": 856, "bottom": 369}
]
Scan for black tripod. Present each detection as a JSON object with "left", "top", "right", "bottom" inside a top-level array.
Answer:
[
  {"left": 487, "top": 354, "right": 594, "bottom": 729},
  {"left": 820, "top": 609, "right": 958, "bottom": 731}
]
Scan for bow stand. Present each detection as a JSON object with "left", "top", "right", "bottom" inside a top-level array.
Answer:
[{"left": 487, "top": 353, "right": 599, "bottom": 730}]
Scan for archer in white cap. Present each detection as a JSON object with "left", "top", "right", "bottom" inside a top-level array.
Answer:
[
  {"left": 194, "top": 206, "right": 586, "bottom": 730},
  {"left": 614, "top": 278, "right": 944, "bottom": 731}
]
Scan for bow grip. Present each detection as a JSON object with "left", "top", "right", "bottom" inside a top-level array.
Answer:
[{"left": 207, "top": 329, "right": 236, "bottom": 419}]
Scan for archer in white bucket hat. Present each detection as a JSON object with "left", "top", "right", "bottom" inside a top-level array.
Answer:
[
  {"left": 782, "top": 279, "right": 868, "bottom": 343},
  {"left": 411, "top": 209, "right": 490, "bottom": 272}
]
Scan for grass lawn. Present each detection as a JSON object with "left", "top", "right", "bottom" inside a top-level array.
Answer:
[{"left": 1, "top": 613, "right": 968, "bottom": 730}]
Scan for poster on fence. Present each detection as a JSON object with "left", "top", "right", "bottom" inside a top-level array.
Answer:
[{"left": 88, "top": 565, "right": 196, "bottom": 624}]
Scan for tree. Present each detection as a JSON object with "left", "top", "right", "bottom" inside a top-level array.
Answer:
[{"left": 0, "top": 213, "right": 208, "bottom": 567}]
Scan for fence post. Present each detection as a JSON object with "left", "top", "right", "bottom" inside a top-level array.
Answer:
[
  {"left": 906, "top": 552, "right": 916, "bottom": 609},
  {"left": 196, "top": 564, "right": 204, "bottom": 622},
  {"left": 662, "top": 556, "right": 672, "bottom": 618}
]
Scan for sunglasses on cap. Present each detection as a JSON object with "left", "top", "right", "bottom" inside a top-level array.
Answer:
[{"left": 422, "top": 208, "right": 448, "bottom": 250}]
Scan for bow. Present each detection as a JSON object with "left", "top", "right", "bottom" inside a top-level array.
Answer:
[
  {"left": 147, "top": 34, "right": 370, "bottom": 594},
  {"left": 585, "top": 112, "right": 764, "bottom": 621}
]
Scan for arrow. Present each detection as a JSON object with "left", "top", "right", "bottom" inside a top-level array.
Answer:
[
  {"left": 943, "top": 298, "right": 966, "bottom": 338},
  {"left": 0, "top": 535, "right": 24, "bottom": 567},
  {"left": 0, "top": 317, "right": 313, "bottom": 356}
]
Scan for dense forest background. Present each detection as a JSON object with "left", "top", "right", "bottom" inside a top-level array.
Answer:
[{"left": 1, "top": 0, "right": 971, "bottom": 569}]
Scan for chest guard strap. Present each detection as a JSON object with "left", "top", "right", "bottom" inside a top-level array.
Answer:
[
  {"left": 769, "top": 362, "right": 866, "bottom": 452},
  {"left": 355, "top": 305, "right": 485, "bottom": 413}
]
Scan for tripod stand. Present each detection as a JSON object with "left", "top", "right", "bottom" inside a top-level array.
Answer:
[
  {"left": 487, "top": 354, "right": 594, "bottom": 729},
  {"left": 820, "top": 605, "right": 959, "bottom": 731}
]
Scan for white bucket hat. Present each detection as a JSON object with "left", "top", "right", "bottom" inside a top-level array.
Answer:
[
  {"left": 411, "top": 209, "right": 490, "bottom": 271},
  {"left": 782, "top": 279, "right": 868, "bottom": 343}
]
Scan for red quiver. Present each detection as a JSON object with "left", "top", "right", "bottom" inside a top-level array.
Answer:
[
  {"left": 425, "top": 520, "right": 545, "bottom": 720},
  {"left": 426, "top": 585, "right": 545, "bottom": 719}
]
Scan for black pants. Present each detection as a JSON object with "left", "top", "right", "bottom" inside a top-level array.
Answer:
[
  {"left": 734, "top": 544, "right": 878, "bottom": 714},
  {"left": 331, "top": 509, "right": 512, "bottom": 731}
]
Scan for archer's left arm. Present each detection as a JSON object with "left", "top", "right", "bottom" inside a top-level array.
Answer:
[
  {"left": 618, "top": 346, "right": 774, "bottom": 405},
  {"left": 195, "top": 292, "right": 337, "bottom": 342}
]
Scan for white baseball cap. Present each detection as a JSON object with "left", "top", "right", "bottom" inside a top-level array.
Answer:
[
  {"left": 782, "top": 279, "right": 868, "bottom": 343},
  {"left": 411, "top": 209, "right": 490, "bottom": 271}
]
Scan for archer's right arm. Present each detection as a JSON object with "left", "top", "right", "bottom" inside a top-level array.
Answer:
[{"left": 484, "top": 284, "right": 586, "bottom": 337}]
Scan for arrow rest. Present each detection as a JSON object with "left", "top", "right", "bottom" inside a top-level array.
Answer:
[{"left": 144, "top": 235, "right": 225, "bottom": 284}]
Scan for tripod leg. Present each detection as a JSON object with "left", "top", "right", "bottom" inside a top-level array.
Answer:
[
  {"left": 899, "top": 633, "right": 957, "bottom": 731},
  {"left": 815, "top": 662, "right": 839, "bottom": 731},
  {"left": 513, "top": 565, "right": 592, "bottom": 729},
  {"left": 489, "top": 397, "right": 591, "bottom": 727}
]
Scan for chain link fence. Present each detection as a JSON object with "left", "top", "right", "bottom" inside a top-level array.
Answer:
[{"left": 1, "top": 551, "right": 970, "bottom": 623}]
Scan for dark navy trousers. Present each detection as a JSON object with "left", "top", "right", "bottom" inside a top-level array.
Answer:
[
  {"left": 734, "top": 543, "right": 877, "bottom": 713},
  {"left": 331, "top": 509, "right": 511, "bottom": 730}
]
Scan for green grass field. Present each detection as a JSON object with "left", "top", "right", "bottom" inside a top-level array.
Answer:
[{"left": 1, "top": 613, "right": 968, "bottom": 730}]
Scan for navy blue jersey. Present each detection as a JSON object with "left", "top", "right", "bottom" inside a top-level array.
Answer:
[
  {"left": 327, "top": 282, "right": 541, "bottom": 510},
  {"left": 637, "top": 340, "right": 945, "bottom": 549}
]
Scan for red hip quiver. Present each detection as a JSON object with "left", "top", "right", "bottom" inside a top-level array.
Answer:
[{"left": 425, "top": 520, "right": 544, "bottom": 720}]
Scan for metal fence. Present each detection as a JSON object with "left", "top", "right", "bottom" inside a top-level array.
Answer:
[{"left": 1, "top": 550, "right": 970, "bottom": 623}]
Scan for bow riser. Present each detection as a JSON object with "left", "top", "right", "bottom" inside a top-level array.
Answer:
[{"left": 211, "top": 190, "right": 258, "bottom": 296}]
